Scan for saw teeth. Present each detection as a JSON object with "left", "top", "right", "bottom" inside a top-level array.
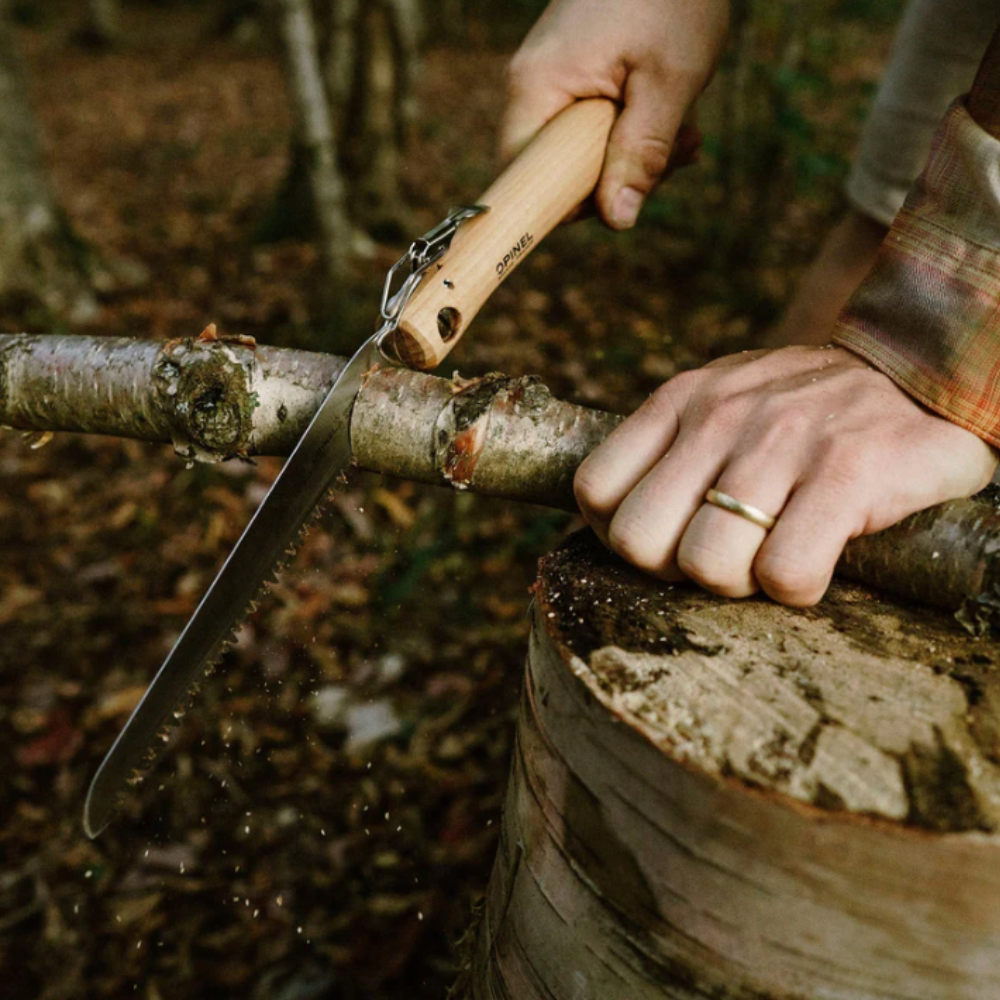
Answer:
[{"left": 116, "top": 488, "right": 339, "bottom": 796}]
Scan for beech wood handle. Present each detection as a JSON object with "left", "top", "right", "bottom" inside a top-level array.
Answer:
[{"left": 394, "top": 98, "right": 617, "bottom": 369}]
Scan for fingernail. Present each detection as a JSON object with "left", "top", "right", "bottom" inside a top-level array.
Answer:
[{"left": 611, "top": 186, "right": 643, "bottom": 229}]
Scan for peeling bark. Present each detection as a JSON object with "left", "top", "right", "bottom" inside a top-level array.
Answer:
[
  {"left": 4, "top": 333, "right": 1000, "bottom": 627},
  {"left": 0, "top": 332, "right": 617, "bottom": 502},
  {"left": 460, "top": 531, "right": 1000, "bottom": 999}
]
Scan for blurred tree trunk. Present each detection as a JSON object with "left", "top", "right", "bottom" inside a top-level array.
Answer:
[
  {"left": 341, "top": 0, "right": 421, "bottom": 233},
  {"left": 714, "top": 0, "right": 827, "bottom": 278},
  {"left": 719, "top": 0, "right": 755, "bottom": 211},
  {"left": 265, "top": 0, "right": 422, "bottom": 274},
  {"left": 75, "top": 0, "right": 122, "bottom": 48},
  {"left": 213, "top": 0, "right": 265, "bottom": 42},
  {"left": 324, "top": 0, "right": 359, "bottom": 125},
  {"left": 0, "top": 8, "right": 96, "bottom": 322},
  {"left": 274, "top": 0, "right": 352, "bottom": 287}
]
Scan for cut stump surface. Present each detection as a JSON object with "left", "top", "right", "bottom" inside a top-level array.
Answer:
[{"left": 466, "top": 531, "right": 1000, "bottom": 1000}]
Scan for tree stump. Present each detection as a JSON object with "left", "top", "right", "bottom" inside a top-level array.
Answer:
[{"left": 463, "top": 531, "right": 1000, "bottom": 1000}]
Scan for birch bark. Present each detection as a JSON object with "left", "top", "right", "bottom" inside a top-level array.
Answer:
[
  {"left": 2, "top": 332, "right": 1000, "bottom": 626},
  {"left": 457, "top": 530, "right": 1000, "bottom": 999},
  {"left": 7, "top": 334, "right": 1000, "bottom": 996}
]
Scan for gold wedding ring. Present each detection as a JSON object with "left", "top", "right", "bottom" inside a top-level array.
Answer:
[{"left": 705, "top": 489, "right": 777, "bottom": 531}]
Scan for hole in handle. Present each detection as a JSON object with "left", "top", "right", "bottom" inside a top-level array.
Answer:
[{"left": 437, "top": 307, "right": 462, "bottom": 343}]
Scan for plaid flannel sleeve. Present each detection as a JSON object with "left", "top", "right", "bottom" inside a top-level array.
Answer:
[{"left": 832, "top": 26, "right": 1000, "bottom": 448}]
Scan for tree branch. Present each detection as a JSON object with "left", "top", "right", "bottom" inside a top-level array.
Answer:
[
  {"left": 2, "top": 332, "right": 999, "bottom": 628},
  {"left": 0, "top": 331, "right": 619, "bottom": 504}
]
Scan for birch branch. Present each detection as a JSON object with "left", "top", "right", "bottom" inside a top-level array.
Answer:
[
  {"left": 0, "top": 332, "right": 618, "bottom": 507},
  {"left": 2, "top": 332, "right": 999, "bottom": 628}
]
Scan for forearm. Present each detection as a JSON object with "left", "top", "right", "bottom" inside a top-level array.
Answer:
[{"left": 833, "top": 24, "right": 1000, "bottom": 447}]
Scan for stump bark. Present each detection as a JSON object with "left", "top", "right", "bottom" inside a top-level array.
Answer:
[{"left": 463, "top": 530, "right": 1000, "bottom": 999}]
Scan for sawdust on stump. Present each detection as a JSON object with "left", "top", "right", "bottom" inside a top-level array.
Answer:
[{"left": 460, "top": 530, "right": 1000, "bottom": 1000}]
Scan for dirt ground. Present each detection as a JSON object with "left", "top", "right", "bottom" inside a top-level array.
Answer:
[{"left": 0, "top": 3, "right": 898, "bottom": 998}]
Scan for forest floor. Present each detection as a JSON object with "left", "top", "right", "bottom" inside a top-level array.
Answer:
[{"left": 0, "top": 3, "right": 898, "bottom": 998}]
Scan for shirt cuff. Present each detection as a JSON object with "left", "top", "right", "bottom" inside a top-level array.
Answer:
[{"left": 833, "top": 99, "right": 1000, "bottom": 449}]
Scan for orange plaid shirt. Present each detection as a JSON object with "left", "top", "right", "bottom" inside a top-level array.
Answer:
[{"left": 833, "top": 27, "right": 1000, "bottom": 448}]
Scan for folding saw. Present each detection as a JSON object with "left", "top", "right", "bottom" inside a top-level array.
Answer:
[{"left": 83, "top": 98, "right": 617, "bottom": 838}]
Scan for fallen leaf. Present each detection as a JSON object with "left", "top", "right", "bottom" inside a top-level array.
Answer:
[
  {"left": 94, "top": 685, "right": 148, "bottom": 721},
  {"left": 17, "top": 710, "right": 83, "bottom": 767}
]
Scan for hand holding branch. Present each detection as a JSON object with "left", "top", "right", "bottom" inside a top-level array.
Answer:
[{"left": 575, "top": 346, "right": 998, "bottom": 606}]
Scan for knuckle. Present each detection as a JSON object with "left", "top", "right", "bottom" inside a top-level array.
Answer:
[
  {"left": 628, "top": 135, "right": 673, "bottom": 183},
  {"left": 643, "top": 53, "right": 703, "bottom": 91},
  {"left": 652, "top": 369, "right": 702, "bottom": 414},
  {"left": 816, "top": 443, "right": 870, "bottom": 492},
  {"left": 754, "top": 553, "right": 828, "bottom": 607},
  {"left": 573, "top": 463, "right": 616, "bottom": 520},
  {"left": 760, "top": 404, "right": 813, "bottom": 445},
  {"left": 608, "top": 514, "right": 665, "bottom": 574},
  {"left": 676, "top": 541, "right": 747, "bottom": 598},
  {"left": 748, "top": 407, "right": 818, "bottom": 457},
  {"left": 660, "top": 59, "right": 704, "bottom": 88},
  {"left": 700, "top": 391, "right": 747, "bottom": 436},
  {"left": 647, "top": 379, "right": 683, "bottom": 420}
]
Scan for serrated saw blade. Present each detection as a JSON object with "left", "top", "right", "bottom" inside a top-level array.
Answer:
[{"left": 83, "top": 332, "right": 394, "bottom": 838}]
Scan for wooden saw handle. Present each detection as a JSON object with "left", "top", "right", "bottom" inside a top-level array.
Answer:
[{"left": 394, "top": 98, "right": 617, "bottom": 369}]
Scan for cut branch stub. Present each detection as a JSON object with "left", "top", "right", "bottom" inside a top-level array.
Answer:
[
  {"left": 0, "top": 333, "right": 345, "bottom": 463},
  {"left": 153, "top": 338, "right": 257, "bottom": 461},
  {"left": 351, "top": 367, "right": 622, "bottom": 509},
  {"left": 463, "top": 530, "right": 1000, "bottom": 1000}
]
